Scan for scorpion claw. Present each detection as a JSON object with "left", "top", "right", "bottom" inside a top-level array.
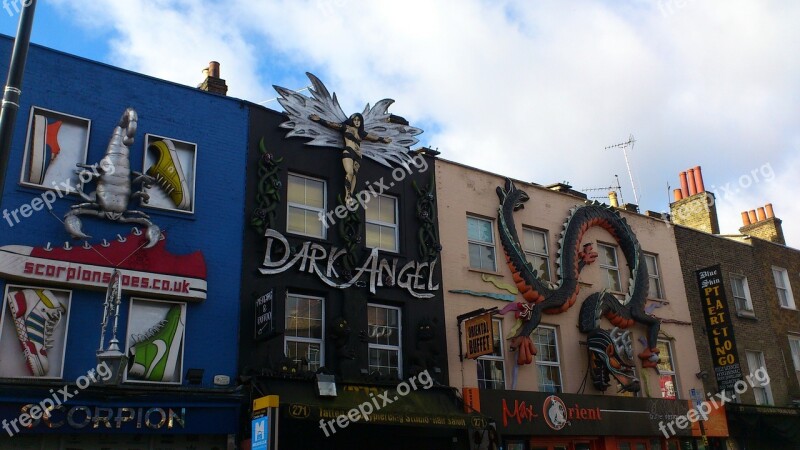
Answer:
[
  {"left": 144, "top": 225, "right": 161, "bottom": 249},
  {"left": 64, "top": 215, "right": 92, "bottom": 241}
]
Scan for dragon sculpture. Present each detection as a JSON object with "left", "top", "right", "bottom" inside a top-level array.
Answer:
[{"left": 495, "top": 179, "right": 660, "bottom": 392}]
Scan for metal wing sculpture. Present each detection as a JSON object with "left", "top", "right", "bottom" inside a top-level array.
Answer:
[{"left": 273, "top": 72, "right": 423, "bottom": 168}]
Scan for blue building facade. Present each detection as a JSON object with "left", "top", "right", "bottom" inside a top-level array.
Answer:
[{"left": 0, "top": 35, "right": 247, "bottom": 449}]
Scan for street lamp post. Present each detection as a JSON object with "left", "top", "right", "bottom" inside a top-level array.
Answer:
[
  {"left": 97, "top": 269, "right": 128, "bottom": 384},
  {"left": 0, "top": 0, "right": 37, "bottom": 207}
]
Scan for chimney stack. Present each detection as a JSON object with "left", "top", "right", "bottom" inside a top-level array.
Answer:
[
  {"left": 670, "top": 165, "right": 719, "bottom": 234},
  {"left": 739, "top": 203, "right": 785, "bottom": 245},
  {"left": 198, "top": 60, "right": 228, "bottom": 96},
  {"left": 608, "top": 191, "right": 619, "bottom": 208}
]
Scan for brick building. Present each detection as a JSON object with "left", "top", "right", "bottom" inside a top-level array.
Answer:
[
  {"left": 437, "top": 159, "right": 723, "bottom": 450},
  {"left": 671, "top": 166, "right": 800, "bottom": 449}
]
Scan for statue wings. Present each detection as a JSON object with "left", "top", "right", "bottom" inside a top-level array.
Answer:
[{"left": 273, "top": 72, "right": 423, "bottom": 168}]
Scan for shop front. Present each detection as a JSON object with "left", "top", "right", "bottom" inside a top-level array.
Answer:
[
  {"left": 725, "top": 403, "right": 800, "bottom": 450},
  {"left": 0, "top": 387, "right": 241, "bottom": 449},
  {"left": 463, "top": 389, "right": 729, "bottom": 450},
  {"left": 243, "top": 378, "right": 487, "bottom": 450}
]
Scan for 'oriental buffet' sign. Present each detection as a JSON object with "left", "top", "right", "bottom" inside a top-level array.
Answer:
[{"left": 259, "top": 229, "right": 439, "bottom": 298}]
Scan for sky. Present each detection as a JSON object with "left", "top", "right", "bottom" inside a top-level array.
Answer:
[{"left": 1, "top": 0, "right": 798, "bottom": 246}]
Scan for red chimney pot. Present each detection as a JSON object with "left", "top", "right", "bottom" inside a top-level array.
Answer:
[
  {"left": 679, "top": 172, "right": 689, "bottom": 198},
  {"left": 687, "top": 168, "right": 697, "bottom": 196},
  {"left": 693, "top": 166, "right": 705, "bottom": 193},
  {"left": 741, "top": 211, "right": 751, "bottom": 226},
  {"left": 765, "top": 203, "right": 775, "bottom": 219}
]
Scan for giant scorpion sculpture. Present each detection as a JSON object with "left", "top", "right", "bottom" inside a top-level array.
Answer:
[
  {"left": 496, "top": 179, "right": 660, "bottom": 393},
  {"left": 64, "top": 108, "right": 161, "bottom": 248}
]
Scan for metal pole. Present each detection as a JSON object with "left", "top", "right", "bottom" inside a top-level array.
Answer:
[{"left": 0, "top": 0, "right": 37, "bottom": 207}]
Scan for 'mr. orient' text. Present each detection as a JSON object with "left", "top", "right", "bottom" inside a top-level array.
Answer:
[{"left": 259, "top": 229, "right": 439, "bottom": 299}]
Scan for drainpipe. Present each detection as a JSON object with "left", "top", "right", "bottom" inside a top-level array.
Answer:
[{"left": 0, "top": 0, "right": 37, "bottom": 207}]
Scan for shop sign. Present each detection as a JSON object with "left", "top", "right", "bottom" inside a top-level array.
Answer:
[
  {"left": 259, "top": 229, "right": 439, "bottom": 298},
  {"left": 464, "top": 313, "right": 494, "bottom": 359},
  {"left": 695, "top": 265, "right": 743, "bottom": 392},
  {"left": 251, "top": 416, "right": 268, "bottom": 450},
  {"left": 18, "top": 404, "right": 185, "bottom": 431},
  {"left": 254, "top": 290, "right": 274, "bottom": 340},
  {"left": 472, "top": 389, "right": 693, "bottom": 437},
  {"left": 0, "top": 232, "right": 207, "bottom": 301}
]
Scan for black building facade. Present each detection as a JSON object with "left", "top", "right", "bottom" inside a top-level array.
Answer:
[{"left": 238, "top": 88, "right": 480, "bottom": 449}]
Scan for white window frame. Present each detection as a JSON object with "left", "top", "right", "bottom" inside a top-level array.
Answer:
[
  {"left": 286, "top": 173, "right": 327, "bottom": 239},
  {"left": 533, "top": 325, "right": 562, "bottom": 393},
  {"left": 467, "top": 216, "right": 497, "bottom": 272},
  {"left": 523, "top": 228, "right": 551, "bottom": 281},
  {"left": 643, "top": 253, "right": 663, "bottom": 300},
  {"left": 477, "top": 318, "right": 506, "bottom": 390},
  {"left": 598, "top": 243, "right": 622, "bottom": 293},
  {"left": 731, "top": 274, "right": 754, "bottom": 316},
  {"left": 366, "top": 194, "right": 399, "bottom": 253},
  {"left": 745, "top": 350, "right": 773, "bottom": 405},
  {"left": 367, "top": 304, "right": 402, "bottom": 378},
  {"left": 773, "top": 266, "right": 796, "bottom": 309},
  {"left": 657, "top": 340, "right": 679, "bottom": 400},
  {"left": 788, "top": 335, "right": 800, "bottom": 372},
  {"left": 284, "top": 293, "right": 325, "bottom": 372}
]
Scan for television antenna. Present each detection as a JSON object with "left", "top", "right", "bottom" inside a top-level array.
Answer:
[
  {"left": 583, "top": 174, "right": 625, "bottom": 204},
  {"left": 605, "top": 134, "right": 640, "bottom": 205}
]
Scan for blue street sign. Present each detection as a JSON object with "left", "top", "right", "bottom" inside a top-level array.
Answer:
[{"left": 252, "top": 416, "right": 269, "bottom": 450}]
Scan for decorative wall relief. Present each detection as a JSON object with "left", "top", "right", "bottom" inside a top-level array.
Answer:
[
  {"left": 63, "top": 108, "right": 161, "bottom": 248},
  {"left": 250, "top": 139, "right": 283, "bottom": 235},
  {"left": 21, "top": 107, "right": 90, "bottom": 192},
  {"left": 273, "top": 73, "right": 422, "bottom": 203},
  {"left": 494, "top": 179, "right": 660, "bottom": 391},
  {"left": 0, "top": 285, "right": 71, "bottom": 379},
  {"left": 413, "top": 176, "right": 441, "bottom": 263},
  {"left": 125, "top": 299, "right": 186, "bottom": 384},
  {"left": 142, "top": 134, "right": 197, "bottom": 213}
]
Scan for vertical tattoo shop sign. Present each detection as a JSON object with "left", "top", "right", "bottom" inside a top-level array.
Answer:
[
  {"left": 254, "top": 290, "right": 274, "bottom": 341},
  {"left": 696, "top": 265, "right": 743, "bottom": 391}
]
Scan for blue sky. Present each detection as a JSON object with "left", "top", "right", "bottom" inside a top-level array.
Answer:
[{"left": 1, "top": 0, "right": 799, "bottom": 246}]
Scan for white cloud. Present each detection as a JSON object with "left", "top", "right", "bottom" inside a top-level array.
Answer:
[{"left": 50, "top": 0, "right": 800, "bottom": 245}]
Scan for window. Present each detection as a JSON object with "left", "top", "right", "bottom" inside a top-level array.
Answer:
[
  {"left": 368, "top": 304, "right": 401, "bottom": 378},
  {"left": 477, "top": 319, "right": 505, "bottom": 389},
  {"left": 598, "top": 244, "right": 621, "bottom": 292},
  {"left": 467, "top": 216, "right": 496, "bottom": 271},
  {"left": 745, "top": 350, "right": 773, "bottom": 405},
  {"left": 287, "top": 173, "right": 326, "bottom": 238},
  {"left": 533, "top": 326, "right": 562, "bottom": 393},
  {"left": 789, "top": 335, "right": 800, "bottom": 372},
  {"left": 523, "top": 228, "right": 550, "bottom": 281},
  {"left": 643, "top": 254, "right": 663, "bottom": 299},
  {"left": 773, "top": 267, "right": 796, "bottom": 309},
  {"left": 657, "top": 340, "right": 678, "bottom": 399},
  {"left": 284, "top": 294, "right": 324, "bottom": 372},
  {"left": 366, "top": 195, "right": 398, "bottom": 252},
  {"left": 731, "top": 275, "right": 754, "bottom": 315}
]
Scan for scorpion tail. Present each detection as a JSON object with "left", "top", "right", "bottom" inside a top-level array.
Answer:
[
  {"left": 144, "top": 224, "right": 161, "bottom": 249},
  {"left": 64, "top": 215, "right": 91, "bottom": 240}
]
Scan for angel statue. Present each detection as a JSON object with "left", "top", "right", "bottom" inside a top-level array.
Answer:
[{"left": 273, "top": 73, "right": 423, "bottom": 204}]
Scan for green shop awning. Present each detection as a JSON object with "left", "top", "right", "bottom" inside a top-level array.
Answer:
[{"left": 256, "top": 378, "right": 487, "bottom": 430}]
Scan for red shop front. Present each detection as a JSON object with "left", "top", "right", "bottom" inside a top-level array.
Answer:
[{"left": 463, "top": 388, "right": 729, "bottom": 450}]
